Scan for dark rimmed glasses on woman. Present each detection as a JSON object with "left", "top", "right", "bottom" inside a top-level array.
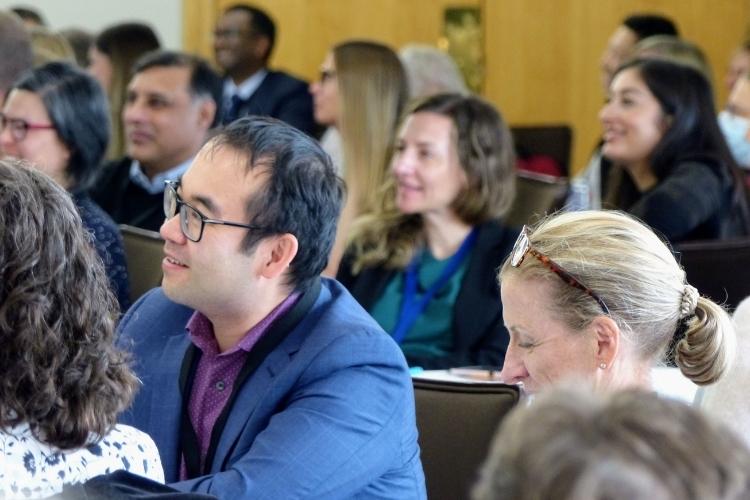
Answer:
[
  {"left": 510, "top": 226, "right": 611, "bottom": 314},
  {"left": 163, "top": 179, "right": 263, "bottom": 243},
  {"left": 0, "top": 112, "right": 55, "bottom": 142}
]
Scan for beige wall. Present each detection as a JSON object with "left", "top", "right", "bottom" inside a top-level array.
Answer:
[{"left": 184, "top": 0, "right": 750, "bottom": 173}]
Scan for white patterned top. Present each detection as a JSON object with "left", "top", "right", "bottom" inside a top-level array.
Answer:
[{"left": 0, "top": 423, "right": 163, "bottom": 499}]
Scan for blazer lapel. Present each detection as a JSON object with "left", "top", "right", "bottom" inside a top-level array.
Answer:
[
  {"left": 149, "top": 334, "right": 190, "bottom": 481},
  {"left": 209, "top": 334, "right": 299, "bottom": 473},
  {"left": 208, "top": 281, "right": 324, "bottom": 473},
  {"left": 242, "top": 73, "right": 273, "bottom": 115}
]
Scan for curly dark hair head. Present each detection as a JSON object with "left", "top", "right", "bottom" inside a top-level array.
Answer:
[{"left": 0, "top": 160, "right": 137, "bottom": 450}]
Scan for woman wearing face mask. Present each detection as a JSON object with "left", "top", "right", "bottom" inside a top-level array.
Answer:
[
  {"left": 601, "top": 58, "right": 749, "bottom": 242},
  {"left": 0, "top": 62, "right": 130, "bottom": 310},
  {"left": 719, "top": 70, "right": 750, "bottom": 187},
  {"left": 338, "top": 93, "right": 517, "bottom": 369}
]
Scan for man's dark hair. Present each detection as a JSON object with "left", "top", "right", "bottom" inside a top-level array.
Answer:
[
  {"left": 225, "top": 3, "right": 276, "bottom": 61},
  {"left": 10, "top": 6, "right": 45, "bottom": 26},
  {"left": 12, "top": 62, "right": 109, "bottom": 191},
  {"left": 211, "top": 116, "right": 344, "bottom": 290},
  {"left": 132, "top": 50, "right": 223, "bottom": 127},
  {"left": 95, "top": 22, "right": 160, "bottom": 65},
  {"left": 623, "top": 14, "right": 679, "bottom": 41}
]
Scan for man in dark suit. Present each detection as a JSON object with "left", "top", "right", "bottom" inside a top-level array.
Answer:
[
  {"left": 214, "top": 4, "right": 317, "bottom": 136},
  {"left": 90, "top": 51, "right": 222, "bottom": 232},
  {"left": 118, "top": 117, "right": 426, "bottom": 498}
]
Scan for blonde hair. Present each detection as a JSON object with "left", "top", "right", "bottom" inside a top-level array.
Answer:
[
  {"left": 349, "top": 93, "right": 516, "bottom": 272},
  {"left": 29, "top": 27, "right": 75, "bottom": 66},
  {"left": 333, "top": 40, "right": 408, "bottom": 217},
  {"left": 499, "top": 210, "right": 735, "bottom": 385},
  {"left": 473, "top": 386, "right": 750, "bottom": 500},
  {"left": 632, "top": 35, "right": 713, "bottom": 85}
]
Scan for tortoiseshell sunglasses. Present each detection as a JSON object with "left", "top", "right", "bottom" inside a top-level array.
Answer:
[{"left": 510, "top": 226, "right": 610, "bottom": 315}]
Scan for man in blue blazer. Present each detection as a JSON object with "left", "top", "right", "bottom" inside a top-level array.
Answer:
[
  {"left": 118, "top": 116, "right": 426, "bottom": 498},
  {"left": 214, "top": 4, "right": 317, "bottom": 137}
]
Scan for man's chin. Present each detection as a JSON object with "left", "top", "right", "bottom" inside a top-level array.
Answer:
[{"left": 162, "top": 281, "right": 192, "bottom": 307}]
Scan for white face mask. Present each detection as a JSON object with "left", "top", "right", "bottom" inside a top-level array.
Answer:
[{"left": 719, "top": 110, "right": 750, "bottom": 169}]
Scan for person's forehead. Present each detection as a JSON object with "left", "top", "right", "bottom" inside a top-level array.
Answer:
[
  {"left": 401, "top": 112, "right": 454, "bottom": 140},
  {"left": 611, "top": 67, "right": 647, "bottom": 90},
  {"left": 219, "top": 9, "right": 253, "bottom": 30},
  {"left": 187, "top": 144, "right": 267, "bottom": 195},
  {"left": 610, "top": 26, "right": 638, "bottom": 52},
  {"left": 129, "top": 65, "right": 192, "bottom": 95}
]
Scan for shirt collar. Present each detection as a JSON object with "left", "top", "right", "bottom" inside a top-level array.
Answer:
[
  {"left": 129, "top": 157, "right": 194, "bottom": 195},
  {"left": 186, "top": 291, "right": 302, "bottom": 357},
  {"left": 223, "top": 69, "right": 268, "bottom": 101}
]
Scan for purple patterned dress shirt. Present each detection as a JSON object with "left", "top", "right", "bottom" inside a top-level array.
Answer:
[{"left": 179, "top": 292, "right": 300, "bottom": 479}]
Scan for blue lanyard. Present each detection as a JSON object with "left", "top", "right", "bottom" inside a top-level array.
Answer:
[{"left": 391, "top": 228, "right": 478, "bottom": 344}]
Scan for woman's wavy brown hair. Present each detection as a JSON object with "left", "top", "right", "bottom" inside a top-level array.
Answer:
[
  {"left": 348, "top": 93, "right": 516, "bottom": 272},
  {"left": 0, "top": 160, "right": 137, "bottom": 450}
]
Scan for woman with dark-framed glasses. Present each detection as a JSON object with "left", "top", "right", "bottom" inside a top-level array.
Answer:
[
  {"left": 498, "top": 209, "right": 736, "bottom": 394},
  {"left": 0, "top": 61, "right": 130, "bottom": 310}
]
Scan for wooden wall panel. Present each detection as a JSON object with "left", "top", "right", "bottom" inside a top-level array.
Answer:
[
  {"left": 185, "top": 0, "right": 480, "bottom": 79},
  {"left": 486, "top": 0, "right": 750, "bottom": 172},
  {"left": 184, "top": 0, "right": 750, "bottom": 174}
]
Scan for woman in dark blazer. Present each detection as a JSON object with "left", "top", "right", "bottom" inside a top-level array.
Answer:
[{"left": 338, "top": 93, "right": 518, "bottom": 369}]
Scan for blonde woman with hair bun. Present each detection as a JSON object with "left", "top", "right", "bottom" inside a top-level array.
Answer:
[{"left": 498, "top": 210, "right": 735, "bottom": 394}]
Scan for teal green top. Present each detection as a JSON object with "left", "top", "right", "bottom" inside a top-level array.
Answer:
[{"left": 369, "top": 250, "right": 469, "bottom": 362}]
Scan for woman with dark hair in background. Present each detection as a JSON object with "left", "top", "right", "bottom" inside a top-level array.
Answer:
[
  {"left": 338, "top": 93, "right": 517, "bottom": 369},
  {"left": 88, "top": 22, "right": 160, "bottom": 159},
  {"left": 0, "top": 62, "right": 130, "bottom": 309},
  {"left": 0, "top": 161, "right": 162, "bottom": 498},
  {"left": 601, "top": 58, "right": 749, "bottom": 242}
]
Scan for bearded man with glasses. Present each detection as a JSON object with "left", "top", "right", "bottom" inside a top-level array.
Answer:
[{"left": 117, "top": 116, "right": 426, "bottom": 499}]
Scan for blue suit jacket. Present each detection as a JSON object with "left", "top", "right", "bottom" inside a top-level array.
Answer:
[
  {"left": 221, "top": 70, "right": 318, "bottom": 137},
  {"left": 118, "top": 279, "right": 426, "bottom": 499}
]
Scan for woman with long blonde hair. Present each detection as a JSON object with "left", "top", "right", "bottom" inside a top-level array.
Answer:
[{"left": 310, "top": 40, "right": 408, "bottom": 274}]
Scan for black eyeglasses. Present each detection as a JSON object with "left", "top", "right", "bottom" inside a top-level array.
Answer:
[
  {"left": 511, "top": 226, "right": 610, "bottom": 314},
  {"left": 0, "top": 112, "right": 55, "bottom": 142},
  {"left": 163, "top": 179, "right": 264, "bottom": 242}
]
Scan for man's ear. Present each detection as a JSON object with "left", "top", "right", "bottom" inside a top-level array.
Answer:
[
  {"left": 197, "top": 98, "right": 217, "bottom": 129},
  {"left": 252, "top": 35, "right": 271, "bottom": 63},
  {"left": 259, "top": 233, "right": 298, "bottom": 280},
  {"left": 590, "top": 315, "right": 620, "bottom": 368}
]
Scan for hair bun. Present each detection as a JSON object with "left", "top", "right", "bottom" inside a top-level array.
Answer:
[{"left": 680, "top": 284, "right": 699, "bottom": 319}]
